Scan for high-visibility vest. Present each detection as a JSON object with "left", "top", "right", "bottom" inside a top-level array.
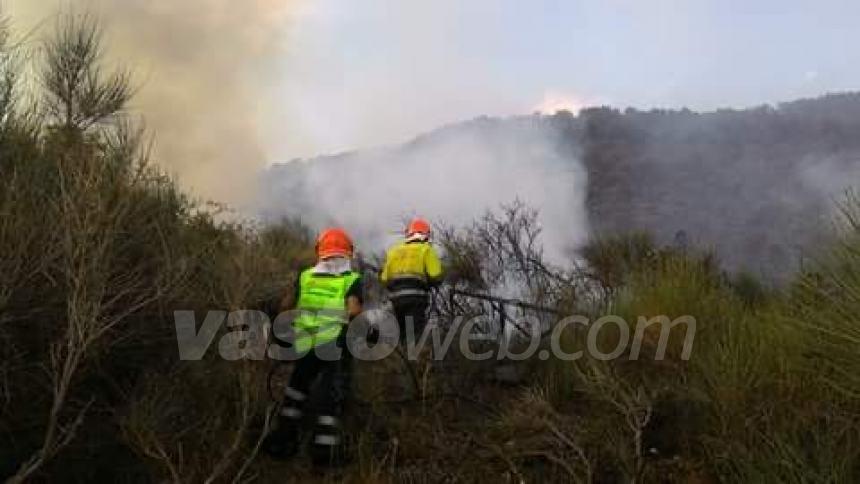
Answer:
[
  {"left": 293, "top": 269, "right": 360, "bottom": 353},
  {"left": 381, "top": 241, "right": 443, "bottom": 299}
]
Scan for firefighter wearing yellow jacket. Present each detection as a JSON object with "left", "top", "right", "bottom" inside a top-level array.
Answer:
[
  {"left": 263, "top": 228, "right": 362, "bottom": 467},
  {"left": 380, "top": 218, "right": 443, "bottom": 340}
]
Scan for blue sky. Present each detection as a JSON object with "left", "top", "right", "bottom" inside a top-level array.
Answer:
[{"left": 262, "top": 0, "right": 859, "bottom": 159}]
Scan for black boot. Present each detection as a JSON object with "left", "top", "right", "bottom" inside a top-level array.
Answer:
[
  {"left": 262, "top": 412, "right": 302, "bottom": 460},
  {"left": 309, "top": 415, "right": 349, "bottom": 468}
]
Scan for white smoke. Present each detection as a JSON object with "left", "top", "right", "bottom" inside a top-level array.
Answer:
[
  {"left": 7, "top": 0, "right": 593, "bottom": 254},
  {"left": 263, "top": 116, "right": 590, "bottom": 261},
  {"left": 256, "top": 1, "right": 595, "bottom": 259},
  {"left": 6, "top": 0, "right": 300, "bottom": 207}
]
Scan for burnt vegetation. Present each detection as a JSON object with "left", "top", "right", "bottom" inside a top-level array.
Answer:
[{"left": 1, "top": 14, "right": 859, "bottom": 484}]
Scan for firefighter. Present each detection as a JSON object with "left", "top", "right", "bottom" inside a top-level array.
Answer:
[
  {"left": 263, "top": 228, "right": 363, "bottom": 467},
  {"left": 380, "top": 218, "right": 443, "bottom": 341}
]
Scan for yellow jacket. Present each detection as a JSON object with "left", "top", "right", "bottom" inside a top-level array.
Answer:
[{"left": 380, "top": 241, "right": 443, "bottom": 297}]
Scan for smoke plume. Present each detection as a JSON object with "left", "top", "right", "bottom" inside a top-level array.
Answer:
[
  {"left": 262, "top": 115, "right": 590, "bottom": 262},
  {"left": 7, "top": 0, "right": 298, "bottom": 206}
]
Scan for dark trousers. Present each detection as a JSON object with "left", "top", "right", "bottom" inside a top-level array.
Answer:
[
  {"left": 285, "top": 348, "right": 352, "bottom": 417},
  {"left": 266, "top": 335, "right": 352, "bottom": 464},
  {"left": 392, "top": 296, "right": 429, "bottom": 342}
]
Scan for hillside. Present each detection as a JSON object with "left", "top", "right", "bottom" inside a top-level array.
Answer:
[
  {"left": 3, "top": 14, "right": 860, "bottom": 483},
  {"left": 264, "top": 93, "right": 860, "bottom": 279}
]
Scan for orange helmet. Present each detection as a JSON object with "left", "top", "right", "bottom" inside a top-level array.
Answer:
[
  {"left": 316, "top": 228, "right": 354, "bottom": 259},
  {"left": 406, "top": 218, "right": 431, "bottom": 237}
]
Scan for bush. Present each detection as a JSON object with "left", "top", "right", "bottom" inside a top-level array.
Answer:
[
  {"left": 533, "top": 227, "right": 860, "bottom": 482},
  {"left": 2, "top": 9, "right": 859, "bottom": 484},
  {"left": 0, "top": 15, "right": 311, "bottom": 483}
]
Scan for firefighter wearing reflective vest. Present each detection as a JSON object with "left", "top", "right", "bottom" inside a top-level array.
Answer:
[
  {"left": 263, "top": 228, "right": 363, "bottom": 467},
  {"left": 380, "top": 218, "right": 443, "bottom": 340}
]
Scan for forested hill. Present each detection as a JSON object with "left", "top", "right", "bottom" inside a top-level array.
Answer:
[{"left": 263, "top": 92, "right": 860, "bottom": 280}]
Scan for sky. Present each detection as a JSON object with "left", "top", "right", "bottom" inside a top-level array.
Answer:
[
  {"left": 267, "top": 0, "right": 859, "bottom": 160},
  {"left": 5, "top": 0, "right": 859, "bottom": 190}
]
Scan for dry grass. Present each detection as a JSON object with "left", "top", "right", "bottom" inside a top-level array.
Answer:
[{"left": 1, "top": 11, "right": 859, "bottom": 484}]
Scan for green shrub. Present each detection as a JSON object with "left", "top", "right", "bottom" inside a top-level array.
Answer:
[{"left": 0, "top": 14, "right": 312, "bottom": 482}]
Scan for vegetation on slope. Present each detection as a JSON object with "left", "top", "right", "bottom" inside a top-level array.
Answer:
[{"left": 1, "top": 13, "right": 858, "bottom": 484}]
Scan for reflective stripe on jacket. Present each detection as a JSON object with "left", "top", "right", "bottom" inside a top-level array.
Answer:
[
  {"left": 294, "top": 268, "right": 360, "bottom": 353},
  {"left": 380, "top": 241, "right": 442, "bottom": 299}
]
